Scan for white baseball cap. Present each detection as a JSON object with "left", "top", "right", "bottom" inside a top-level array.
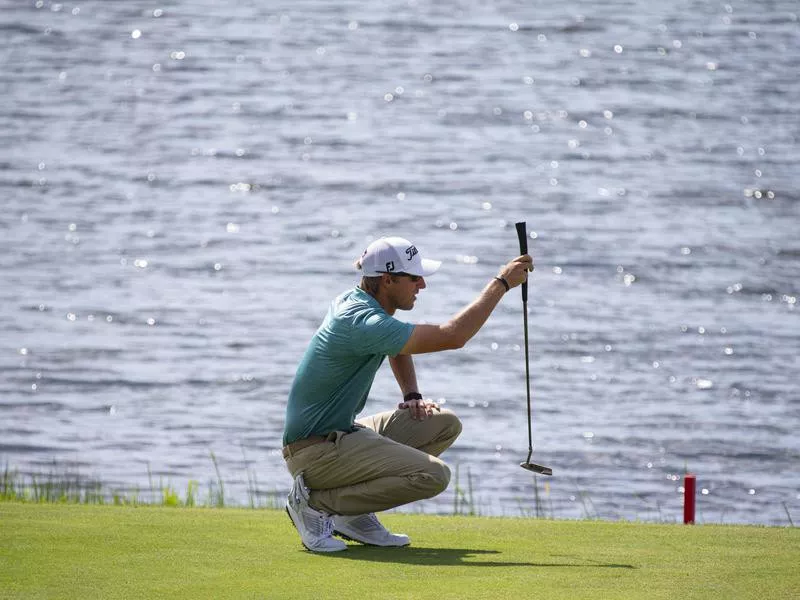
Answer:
[{"left": 358, "top": 237, "right": 441, "bottom": 277}]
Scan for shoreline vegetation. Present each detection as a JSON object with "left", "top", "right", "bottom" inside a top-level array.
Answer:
[
  {"left": 1, "top": 453, "right": 268, "bottom": 510},
  {"left": 2, "top": 458, "right": 796, "bottom": 528}
]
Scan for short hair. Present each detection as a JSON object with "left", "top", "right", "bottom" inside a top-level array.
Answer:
[
  {"left": 360, "top": 276, "right": 381, "bottom": 295},
  {"left": 355, "top": 258, "right": 384, "bottom": 295}
]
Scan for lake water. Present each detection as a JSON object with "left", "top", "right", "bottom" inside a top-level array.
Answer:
[{"left": 1, "top": 0, "right": 798, "bottom": 525}]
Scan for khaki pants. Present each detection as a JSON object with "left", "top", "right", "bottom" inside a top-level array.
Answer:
[{"left": 283, "top": 408, "right": 462, "bottom": 516}]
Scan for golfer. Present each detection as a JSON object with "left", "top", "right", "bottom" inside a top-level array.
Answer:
[{"left": 283, "top": 236, "right": 533, "bottom": 552}]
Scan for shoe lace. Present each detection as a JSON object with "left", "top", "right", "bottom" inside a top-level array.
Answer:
[
  {"left": 320, "top": 515, "right": 335, "bottom": 538},
  {"left": 303, "top": 509, "right": 335, "bottom": 538}
]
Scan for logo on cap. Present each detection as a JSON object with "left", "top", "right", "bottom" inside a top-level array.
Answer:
[
  {"left": 385, "top": 261, "right": 395, "bottom": 272},
  {"left": 405, "top": 245, "right": 418, "bottom": 261}
]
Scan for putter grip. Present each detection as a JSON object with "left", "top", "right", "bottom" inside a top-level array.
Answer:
[{"left": 515, "top": 221, "right": 528, "bottom": 302}]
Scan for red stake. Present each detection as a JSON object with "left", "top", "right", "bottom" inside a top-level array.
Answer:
[{"left": 684, "top": 474, "right": 696, "bottom": 524}]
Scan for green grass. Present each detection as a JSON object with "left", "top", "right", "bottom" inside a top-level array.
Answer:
[{"left": 1, "top": 503, "right": 797, "bottom": 599}]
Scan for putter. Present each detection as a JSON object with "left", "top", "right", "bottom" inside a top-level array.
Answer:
[{"left": 516, "top": 221, "right": 553, "bottom": 476}]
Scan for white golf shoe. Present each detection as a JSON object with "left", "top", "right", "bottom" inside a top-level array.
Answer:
[
  {"left": 333, "top": 513, "right": 410, "bottom": 547},
  {"left": 285, "top": 473, "right": 347, "bottom": 553}
]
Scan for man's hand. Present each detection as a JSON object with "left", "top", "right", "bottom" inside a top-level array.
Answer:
[
  {"left": 497, "top": 254, "right": 534, "bottom": 289},
  {"left": 398, "top": 398, "right": 441, "bottom": 420}
]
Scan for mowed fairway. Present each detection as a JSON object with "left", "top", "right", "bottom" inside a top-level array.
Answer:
[{"left": 1, "top": 503, "right": 797, "bottom": 599}]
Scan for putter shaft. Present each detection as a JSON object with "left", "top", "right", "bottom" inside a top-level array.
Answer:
[{"left": 516, "top": 221, "right": 552, "bottom": 477}]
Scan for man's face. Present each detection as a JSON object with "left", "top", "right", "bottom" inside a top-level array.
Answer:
[{"left": 388, "top": 273, "right": 426, "bottom": 311}]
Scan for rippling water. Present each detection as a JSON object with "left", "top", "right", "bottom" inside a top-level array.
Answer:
[{"left": 2, "top": 0, "right": 798, "bottom": 524}]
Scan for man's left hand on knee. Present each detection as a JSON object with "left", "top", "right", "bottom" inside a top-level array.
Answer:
[{"left": 397, "top": 398, "right": 441, "bottom": 420}]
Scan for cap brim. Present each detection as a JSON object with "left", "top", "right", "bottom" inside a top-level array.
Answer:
[{"left": 419, "top": 258, "right": 441, "bottom": 276}]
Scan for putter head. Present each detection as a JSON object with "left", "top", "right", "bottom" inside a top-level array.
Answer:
[{"left": 520, "top": 462, "right": 553, "bottom": 476}]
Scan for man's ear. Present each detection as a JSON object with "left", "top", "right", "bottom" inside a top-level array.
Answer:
[{"left": 381, "top": 273, "right": 394, "bottom": 286}]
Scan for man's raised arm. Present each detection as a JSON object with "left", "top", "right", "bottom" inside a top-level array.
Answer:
[{"left": 399, "top": 254, "right": 533, "bottom": 355}]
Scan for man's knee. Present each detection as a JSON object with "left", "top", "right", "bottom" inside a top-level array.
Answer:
[
  {"left": 432, "top": 460, "right": 451, "bottom": 492},
  {"left": 439, "top": 410, "right": 462, "bottom": 440},
  {"left": 413, "top": 460, "right": 451, "bottom": 498},
  {"left": 432, "top": 410, "right": 462, "bottom": 451}
]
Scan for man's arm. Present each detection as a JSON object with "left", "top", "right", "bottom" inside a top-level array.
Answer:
[
  {"left": 389, "top": 353, "right": 419, "bottom": 397},
  {"left": 389, "top": 353, "right": 439, "bottom": 420},
  {"left": 399, "top": 254, "right": 533, "bottom": 355}
]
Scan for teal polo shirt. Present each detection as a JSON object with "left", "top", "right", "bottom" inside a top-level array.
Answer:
[{"left": 283, "top": 287, "right": 415, "bottom": 445}]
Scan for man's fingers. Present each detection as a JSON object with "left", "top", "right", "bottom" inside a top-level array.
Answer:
[
  {"left": 399, "top": 399, "right": 440, "bottom": 420},
  {"left": 515, "top": 255, "right": 534, "bottom": 272}
]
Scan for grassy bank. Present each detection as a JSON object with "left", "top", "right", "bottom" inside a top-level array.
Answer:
[{"left": 1, "top": 503, "right": 797, "bottom": 599}]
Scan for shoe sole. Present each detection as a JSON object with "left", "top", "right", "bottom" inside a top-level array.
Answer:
[
  {"left": 285, "top": 506, "right": 300, "bottom": 532},
  {"left": 333, "top": 529, "right": 410, "bottom": 547}
]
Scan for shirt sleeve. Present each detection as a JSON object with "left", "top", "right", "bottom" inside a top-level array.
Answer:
[{"left": 350, "top": 309, "right": 414, "bottom": 356}]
